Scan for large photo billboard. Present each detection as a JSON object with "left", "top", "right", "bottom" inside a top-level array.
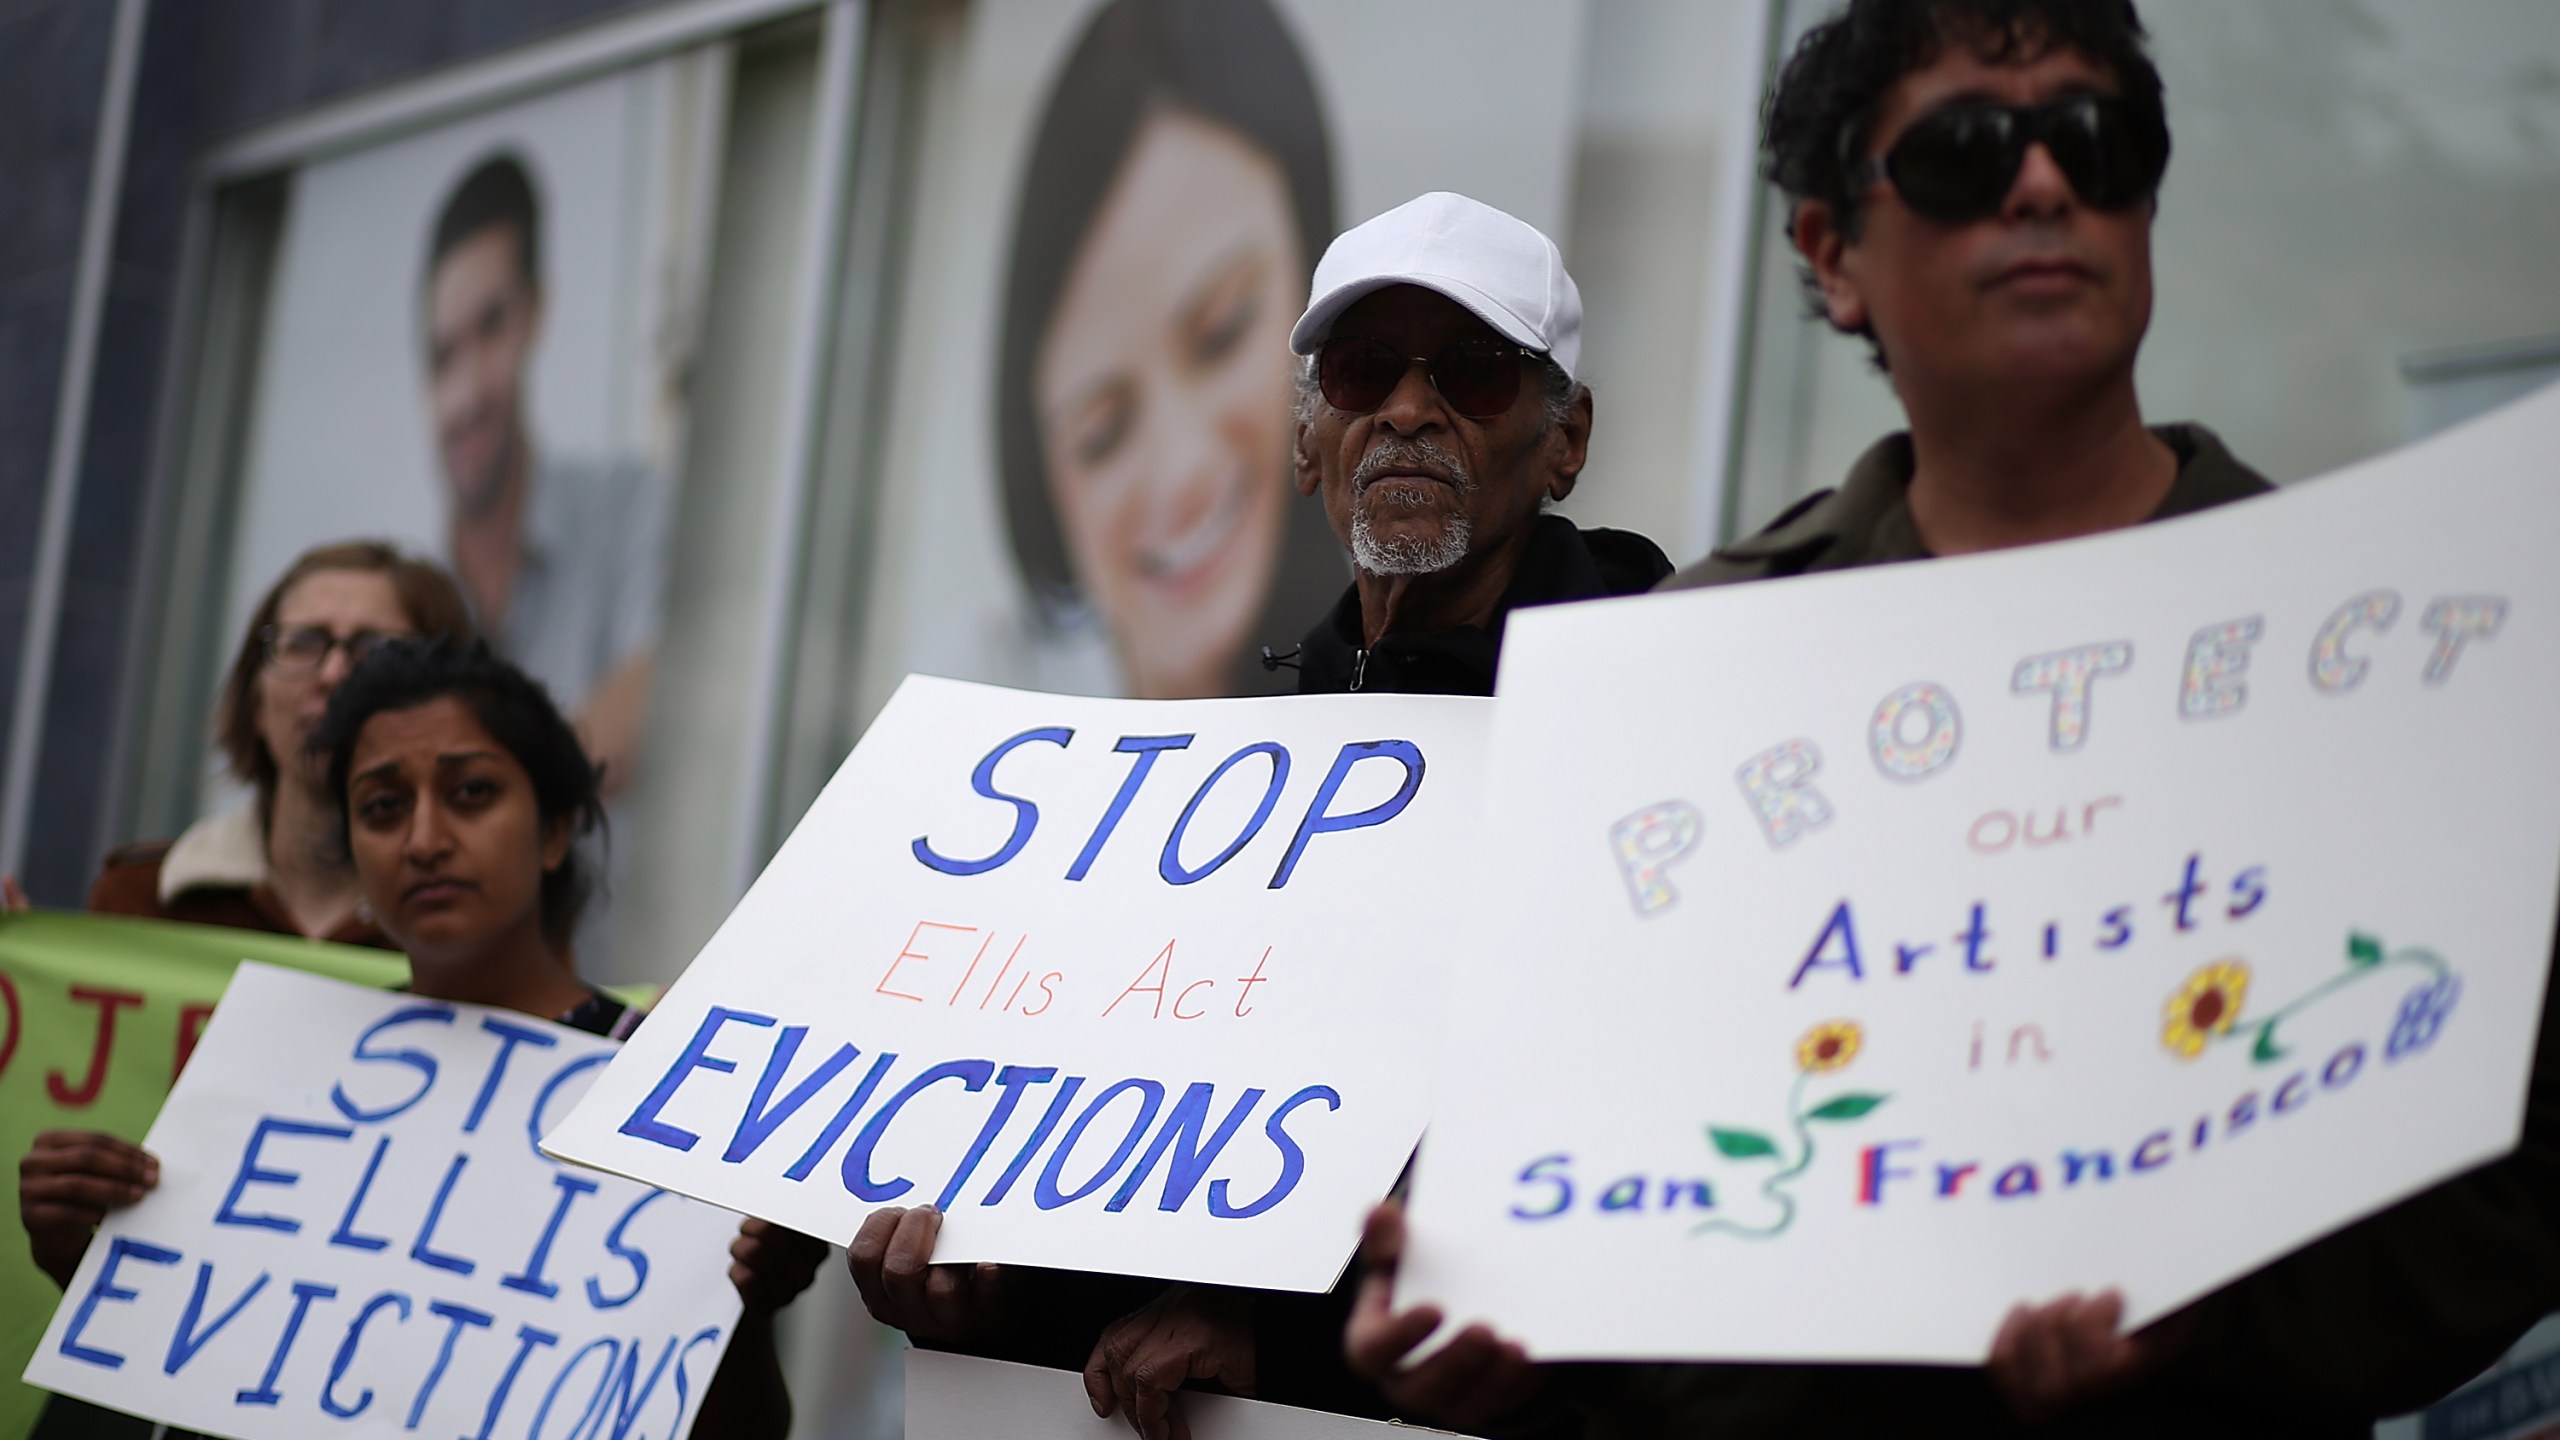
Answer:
[
  {"left": 849, "top": 0, "right": 1592, "bottom": 712},
  {"left": 218, "top": 56, "right": 727, "bottom": 929}
]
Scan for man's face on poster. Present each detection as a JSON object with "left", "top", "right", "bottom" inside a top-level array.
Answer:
[{"left": 425, "top": 223, "right": 543, "bottom": 520}]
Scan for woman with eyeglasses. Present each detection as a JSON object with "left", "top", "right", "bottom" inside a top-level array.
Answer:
[{"left": 81, "top": 540, "right": 474, "bottom": 940}]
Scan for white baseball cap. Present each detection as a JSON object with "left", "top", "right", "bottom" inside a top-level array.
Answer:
[{"left": 1289, "top": 191, "right": 1583, "bottom": 380}]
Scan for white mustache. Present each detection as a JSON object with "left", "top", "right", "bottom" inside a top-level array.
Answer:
[{"left": 1353, "top": 439, "right": 1472, "bottom": 496}]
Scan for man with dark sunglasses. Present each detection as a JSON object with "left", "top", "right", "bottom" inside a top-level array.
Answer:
[
  {"left": 1277, "top": 190, "right": 1672, "bottom": 698},
  {"left": 1683, "top": 0, "right": 2219, "bottom": 575},
  {"left": 1346, "top": 2, "right": 2560, "bottom": 1438}
]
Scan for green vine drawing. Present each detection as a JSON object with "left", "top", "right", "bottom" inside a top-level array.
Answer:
[
  {"left": 2241, "top": 931, "right": 2450, "bottom": 1064},
  {"left": 1694, "top": 1022, "right": 1888, "bottom": 1239}
]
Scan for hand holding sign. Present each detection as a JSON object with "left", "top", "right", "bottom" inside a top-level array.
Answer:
[
  {"left": 728, "top": 1216, "right": 827, "bottom": 1313},
  {"left": 1344, "top": 1202, "right": 1542, "bottom": 1433},
  {"left": 1084, "top": 1282, "right": 1257, "bottom": 1440},
  {"left": 1985, "top": 1292, "right": 2177, "bottom": 1426},
  {"left": 18, "top": 1131, "right": 160, "bottom": 1288},
  {"left": 846, "top": 1205, "right": 1010, "bottom": 1346}
]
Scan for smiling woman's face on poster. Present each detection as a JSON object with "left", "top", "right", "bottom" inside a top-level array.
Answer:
[
  {"left": 997, "top": 0, "right": 1345, "bottom": 701},
  {"left": 1032, "top": 107, "right": 1305, "bottom": 700}
]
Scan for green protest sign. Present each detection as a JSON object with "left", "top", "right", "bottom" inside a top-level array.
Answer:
[{"left": 0, "top": 912, "right": 404, "bottom": 1440}]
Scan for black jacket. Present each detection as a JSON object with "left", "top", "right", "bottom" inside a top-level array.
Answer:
[
  {"left": 1257, "top": 515, "right": 1672, "bottom": 1421},
  {"left": 1296, "top": 515, "right": 1673, "bottom": 697}
]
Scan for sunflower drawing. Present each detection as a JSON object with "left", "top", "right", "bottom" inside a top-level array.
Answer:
[
  {"left": 2162, "top": 959, "right": 2251, "bottom": 1059},
  {"left": 1796, "top": 1020, "right": 1863, "bottom": 1073}
]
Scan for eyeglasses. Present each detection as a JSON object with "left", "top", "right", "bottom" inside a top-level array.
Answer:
[
  {"left": 1315, "top": 337, "right": 1538, "bottom": 420},
  {"left": 1856, "top": 92, "right": 2168, "bottom": 225},
  {"left": 262, "top": 625, "right": 400, "bottom": 675}
]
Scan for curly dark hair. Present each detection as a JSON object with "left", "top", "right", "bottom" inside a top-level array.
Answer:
[
  {"left": 310, "top": 638, "right": 606, "bottom": 948},
  {"left": 1765, "top": 0, "right": 2167, "bottom": 364}
]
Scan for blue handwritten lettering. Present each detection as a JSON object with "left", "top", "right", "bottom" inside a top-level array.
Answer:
[
  {"left": 620, "top": 1006, "right": 775, "bottom": 1152},
  {"left": 408, "top": 1300, "right": 493, "bottom": 1428},
  {"left": 234, "top": 1279, "right": 336, "bottom": 1406},
  {"left": 725, "top": 1027, "right": 861, "bottom": 1163},
  {"left": 1161, "top": 744, "right": 1290, "bottom": 885},
  {"left": 587, "top": 1190, "right": 670, "bottom": 1309},
  {"left": 320, "top": 1289, "right": 411, "bottom": 1418},
  {"left": 216, "top": 1117, "right": 352, "bottom": 1234},
  {"left": 1108, "top": 1082, "right": 1264, "bottom": 1213},
  {"left": 58, "top": 1236, "right": 179, "bottom": 1369},
  {"left": 1037, "top": 1079, "right": 1167, "bottom": 1210},
  {"left": 1067, "top": 734, "right": 1193, "bottom": 880},
  {"left": 1209, "top": 1085, "right": 1338, "bottom": 1219},
  {"left": 1269, "top": 741, "right": 1423, "bottom": 889},
  {"left": 164, "top": 1262, "right": 267, "bottom": 1375},
  {"left": 463, "top": 1017, "right": 558, "bottom": 1134},
  {"left": 914, "top": 726, "right": 1074, "bottom": 875},
  {"left": 331, "top": 1004, "right": 454, "bottom": 1123},
  {"left": 845, "top": 1060, "right": 996, "bottom": 1202},
  {"left": 408, "top": 1153, "right": 478, "bottom": 1276}
]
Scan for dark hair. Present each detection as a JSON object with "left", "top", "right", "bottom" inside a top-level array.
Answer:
[
  {"left": 993, "top": 0, "right": 1347, "bottom": 690},
  {"left": 312, "top": 638, "right": 605, "bottom": 948},
  {"left": 219, "top": 541, "right": 475, "bottom": 803},
  {"left": 1764, "top": 0, "right": 2167, "bottom": 362},
  {"left": 426, "top": 151, "right": 543, "bottom": 294}
]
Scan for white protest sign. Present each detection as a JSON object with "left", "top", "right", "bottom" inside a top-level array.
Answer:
[
  {"left": 1400, "top": 384, "right": 2560, "bottom": 1362},
  {"left": 25, "top": 963, "right": 745, "bottom": 1438},
  {"left": 906, "top": 1349, "right": 1478, "bottom": 1439},
  {"left": 545, "top": 678, "right": 1485, "bottom": 1290}
]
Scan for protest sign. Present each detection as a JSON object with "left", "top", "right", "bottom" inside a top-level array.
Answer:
[
  {"left": 546, "top": 678, "right": 1485, "bottom": 1291},
  {"left": 1399, "top": 383, "right": 2560, "bottom": 1361},
  {"left": 0, "top": 912, "right": 407, "bottom": 1440},
  {"left": 906, "top": 1349, "right": 1477, "bottom": 1439},
  {"left": 24, "top": 963, "right": 743, "bottom": 1439}
]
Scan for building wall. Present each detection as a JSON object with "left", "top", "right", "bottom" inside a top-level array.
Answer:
[
  {"left": 0, "top": 0, "right": 118, "bottom": 867},
  {"left": 1, "top": 0, "right": 662, "bottom": 904}
]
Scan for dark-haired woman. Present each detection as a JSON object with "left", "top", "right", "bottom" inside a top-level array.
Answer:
[
  {"left": 23, "top": 641, "right": 824, "bottom": 1436},
  {"left": 325, "top": 639, "right": 823, "bottom": 1432},
  {"left": 996, "top": 0, "right": 1346, "bottom": 700}
]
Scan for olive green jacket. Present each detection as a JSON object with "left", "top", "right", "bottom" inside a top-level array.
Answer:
[{"left": 1662, "top": 423, "right": 2273, "bottom": 589}]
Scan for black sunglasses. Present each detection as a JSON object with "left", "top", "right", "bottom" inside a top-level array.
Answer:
[
  {"left": 1856, "top": 92, "right": 2168, "bottom": 225},
  {"left": 1315, "top": 337, "right": 1538, "bottom": 420}
]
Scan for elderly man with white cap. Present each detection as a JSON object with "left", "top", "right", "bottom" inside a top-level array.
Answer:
[
  {"left": 1279, "top": 190, "right": 1670, "bottom": 697},
  {"left": 844, "top": 193, "right": 1668, "bottom": 1440},
  {"left": 1076, "top": 193, "right": 1671, "bottom": 1434}
]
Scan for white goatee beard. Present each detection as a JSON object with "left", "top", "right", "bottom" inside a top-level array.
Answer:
[
  {"left": 1351, "top": 505, "right": 1471, "bottom": 575},
  {"left": 1349, "top": 437, "right": 1474, "bottom": 576}
]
